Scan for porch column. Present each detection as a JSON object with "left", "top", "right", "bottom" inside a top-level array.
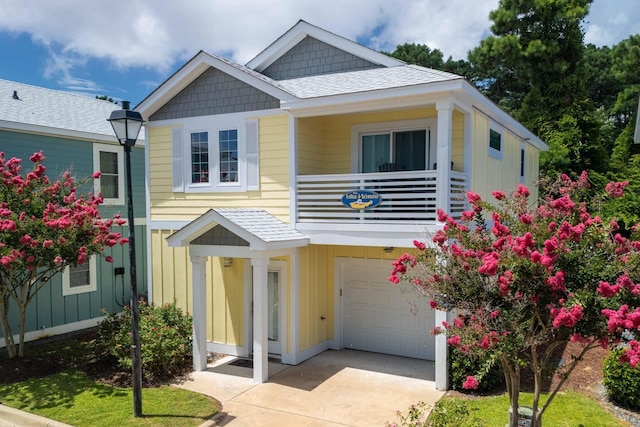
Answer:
[
  {"left": 436, "top": 100, "right": 453, "bottom": 214},
  {"left": 435, "top": 309, "right": 449, "bottom": 390},
  {"left": 252, "top": 255, "right": 269, "bottom": 383},
  {"left": 190, "top": 255, "right": 208, "bottom": 371}
]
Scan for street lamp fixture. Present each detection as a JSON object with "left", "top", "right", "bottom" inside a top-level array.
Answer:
[{"left": 107, "top": 100, "right": 144, "bottom": 417}]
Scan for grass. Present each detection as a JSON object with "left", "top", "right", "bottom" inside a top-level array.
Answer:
[
  {"left": 442, "top": 391, "right": 628, "bottom": 427},
  {"left": 0, "top": 370, "right": 219, "bottom": 427},
  {"left": 0, "top": 330, "right": 220, "bottom": 427}
]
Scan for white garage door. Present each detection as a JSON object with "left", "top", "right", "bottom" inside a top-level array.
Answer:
[{"left": 340, "top": 258, "right": 435, "bottom": 360}]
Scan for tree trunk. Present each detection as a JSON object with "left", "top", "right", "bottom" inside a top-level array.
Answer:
[
  {"left": 531, "top": 346, "right": 542, "bottom": 427},
  {"left": 0, "top": 294, "right": 16, "bottom": 358},
  {"left": 17, "top": 298, "right": 27, "bottom": 357},
  {"left": 501, "top": 355, "right": 521, "bottom": 427}
]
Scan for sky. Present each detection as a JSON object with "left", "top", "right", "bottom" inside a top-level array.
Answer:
[{"left": 0, "top": 0, "right": 638, "bottom": 107}]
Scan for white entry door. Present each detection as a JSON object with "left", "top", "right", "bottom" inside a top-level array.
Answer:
[{"left": 267, "top": 270, "right": 281, "bottom": 354}]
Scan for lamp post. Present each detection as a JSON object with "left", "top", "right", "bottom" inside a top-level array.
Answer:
[{"left": 107, "top": 101, "right": 144, "bottom": 417}]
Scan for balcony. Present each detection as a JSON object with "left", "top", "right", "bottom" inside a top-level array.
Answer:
[{"left": 296, "top": 170, "right": 469, "bottom": 225}]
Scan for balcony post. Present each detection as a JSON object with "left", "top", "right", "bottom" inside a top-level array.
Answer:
[{"left": 436, "top": 100, "right": 453, "bottom": 215}]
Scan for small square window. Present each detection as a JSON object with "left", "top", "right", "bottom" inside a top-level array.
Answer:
[{"left": 62, "top": 257, "right": 97, "bottom": 296}]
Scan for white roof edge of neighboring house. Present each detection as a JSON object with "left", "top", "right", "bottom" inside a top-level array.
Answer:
[
  {"left": 246, "top": 20, "right": 404, "bottom": 72},
  {"left": 0, "top": 119, "right": 145, "bottom": 147},
  {"left": 634, "top": 95, "right": 640, "bottom": 144},
  {"left": 135, "top": 51, "right": 296, "bottom": 121}
]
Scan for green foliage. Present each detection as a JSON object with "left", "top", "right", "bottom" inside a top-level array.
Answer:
[
  {"left": 449, "top": 347, "right": 504, "bottom": 393},
  {"left": 603, "top": 347, "right": 640, "bottom": 410},
  {"left": 97, "top": 301, "right": 193, "bottom": 383},
  {"left": 386, "top": 400, "right": 481, "bottom": 427}
]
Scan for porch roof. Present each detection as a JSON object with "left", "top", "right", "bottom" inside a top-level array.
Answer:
[{"left": 166, "top": 208, "right": 309, "bottom": 251}]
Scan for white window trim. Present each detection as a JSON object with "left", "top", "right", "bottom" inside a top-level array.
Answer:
[
  {"left": 185, "top": 123, "right": 247, "bottom": 193},
  {"left": 93, "top": 143, "right": 125, "bottom": 205},
  {"left": 350, "top": 118, "right": 437, "bottom": 173},
  {"left": 62, "top": 256, "right": 97, "bottom": 296},
  {"left": 488, "top": 125, "right": 503, "bottom": 160}
]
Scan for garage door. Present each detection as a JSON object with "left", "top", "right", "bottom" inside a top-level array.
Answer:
[{"left": 340, "top": 258, "right": 435, "bottom": 360}]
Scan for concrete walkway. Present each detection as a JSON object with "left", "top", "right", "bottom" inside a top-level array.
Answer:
[{"left": 174, "top": 349, "right": 444, "bottom": 426}]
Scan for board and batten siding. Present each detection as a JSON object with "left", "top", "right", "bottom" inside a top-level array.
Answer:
[
  {"left": 471, "top": 112, "right": 540, "bottom": 203},
  {"left": 148, "top": 115, "right": 291, "bottom": 223}
]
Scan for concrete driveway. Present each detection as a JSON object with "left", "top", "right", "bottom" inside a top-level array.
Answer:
[{"left": 175, "top": 349, "right": 444, "bottom": 426}]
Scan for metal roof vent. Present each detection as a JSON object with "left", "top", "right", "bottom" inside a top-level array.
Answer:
[{"left": 12, "top": 90, "right": 19, "bottom": 100}]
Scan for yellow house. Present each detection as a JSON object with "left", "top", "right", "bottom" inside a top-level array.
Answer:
[{"left": 136, "top": 20, "right": 547, "bottom": 390}]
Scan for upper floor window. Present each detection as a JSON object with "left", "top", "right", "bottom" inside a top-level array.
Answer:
[
  {"left": 488, "top": 127, "right": 503, "bottom": 160},
  {"left": 172, "top": 116, "right": 259, "bottom": 193},
  {"left": 191, "top": 131, "right": 209, "bottom": 184},
  {"left": 93, "top": 143, "right": 124, "bottom": 205},
  {"left": 219, "top": 129, "right": 238, "bottom": 183},
  {"left": 62, "top": 257, "right": 97, "bottom": 296}
]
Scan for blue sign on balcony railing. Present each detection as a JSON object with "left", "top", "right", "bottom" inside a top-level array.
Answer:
[{"left": 341, "top": 190, "right": 382, "bottom": 210}]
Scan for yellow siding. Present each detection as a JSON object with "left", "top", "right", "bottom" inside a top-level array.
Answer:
[
  {"left": 451, "top": 111, "right": 464, "bottom": 172},
  {"left": 297, "top": 244, "right": 411, "bottom": 352},
  {"left": 148, "top": 114, "right": 291, "bottom": 222},
  {"left": 471, "top": 112, "right": 540, "bottom": 202},
  {"left": 151, "top": 230, "right": 244, "bottom": 346},
  {"left": 297, "top": 108, "right": 443, "bottom": 175}
]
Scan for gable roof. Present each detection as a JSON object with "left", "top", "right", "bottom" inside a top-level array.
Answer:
[
  {"left": 167, "top": 208, "right": 309, "bottom": 251},
  {"left": 135, "top": 50, "right": 297, "bottom": 120},
  {"left": 246, "top": 20, "right": 404, "bottom": 72},
  {"left": 0, "top": 79, "right": 144, "bottom": 144}
]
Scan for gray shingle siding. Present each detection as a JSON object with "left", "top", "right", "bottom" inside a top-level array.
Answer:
[
  {"left": 262, "top": 36, "right": 383, "bottom": 80},
  {"left": 150, "top": 67, "right": 280, "bottom": 121},
  {"left": 192, "top": 225, "right": 250, "bottom": 246}
]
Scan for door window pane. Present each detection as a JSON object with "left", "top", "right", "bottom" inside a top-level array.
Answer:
[
  {"left": 395, "top": 130, "right": 426, "bottom": 171},
  {"left": 268, "top": 271, "right": 279, "bottom": 342},
  {"left": 361, "top": 134, "right": 391, "bottom": 173}
]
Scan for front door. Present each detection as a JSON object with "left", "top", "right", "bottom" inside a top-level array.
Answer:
[{"left": 267, "top": 270, "right": 281, "bottom": 354}]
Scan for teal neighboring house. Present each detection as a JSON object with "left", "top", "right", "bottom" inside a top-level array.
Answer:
[{"left": 0, "top": 79, "right": 148, "bottom": 345}]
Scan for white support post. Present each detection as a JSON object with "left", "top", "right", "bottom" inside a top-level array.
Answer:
[
  {"left": 435, "top": 309, "right": 449, "bottom": 390},
  {"left": 252, "top": 255, "right": 269, "bottom": 383},
  {"left": 436, "top": 100, "right": 453, "bottom": 215},
  {"left": 190, "top": 254, "right": 208, "bottom": 371}
]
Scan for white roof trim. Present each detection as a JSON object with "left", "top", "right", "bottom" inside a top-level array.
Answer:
[
  {"left": 246, "top": 20, "right": 403, "bottom": 72},
  {"left": 136, "top": 51, "right": 296, "bottom": 121},
  {"left": 166, "top": 208, "right": 309, "bottom": 252}
]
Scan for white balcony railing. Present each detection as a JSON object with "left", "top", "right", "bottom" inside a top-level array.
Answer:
[{"left": 296, "top": 170, "right": 469, "bottom": 224}]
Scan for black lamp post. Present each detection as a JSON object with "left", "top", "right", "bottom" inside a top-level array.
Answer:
[{"left": 107, "top": 101, "right": 144, "bottom": 417}]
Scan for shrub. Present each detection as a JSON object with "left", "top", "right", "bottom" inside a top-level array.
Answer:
[
  {"left": 386, "top": 400, "right": 481, "bottom": 427},
  {"left": 97, "top": 300, "right": 193, "bottom": 383},
  {"left": 603, "top": 347, "right": 640, "bottom": 410},
  {"left": 449, "top": 346, "right": 504, "bottom": 393}
]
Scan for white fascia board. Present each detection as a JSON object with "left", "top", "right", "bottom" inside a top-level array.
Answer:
[
  {"left": 136, "top": 52, "right": 295, "bottom": 121},
  {"left": 0, "top": 120, "right": 116, "bottom": 144},
  {"left": 459, "top": 81, "right": 547, "bottom": 151},
  {"left": 282, "top": 80, "right": 466, "bottom": 117},
  {"left": 166, "top": 209, "right": 220, "bottom": 247},
  {"left": 247, "top": 21, "right": 403, "bottom": 72}
]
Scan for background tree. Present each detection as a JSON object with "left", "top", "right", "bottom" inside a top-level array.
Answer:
[
  {"left": 0, "top": 151, "right": 126, "bottom": 358},
  {"left": 390, "top": 176, "right": 640, "bottom": 427}
]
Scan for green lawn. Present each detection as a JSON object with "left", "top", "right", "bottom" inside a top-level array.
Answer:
[
  {"left": 441, "top": 391, "right": 629, "bottom": 427},
  {"left": 0, "top": 369, "right": 219, "bottom": 427}
]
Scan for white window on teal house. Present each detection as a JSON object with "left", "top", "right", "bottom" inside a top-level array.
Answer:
[
  {"left": 62, "top": 257, "right": 97, "bottom": 296},
  {"left": 93, "top": 143, "right": 124, "bottom": 205},
  {"left": 354, "top": 119, "right": 436, "bottom": 173},
  {"left": 489, "top": 127, "right": 503, "bottom": 160},
  {"left": 190, "top": 131, "right": 209, "bottom": 184},
  {"left": 219, "top": 129, "right": 238, "bottom": 183}
]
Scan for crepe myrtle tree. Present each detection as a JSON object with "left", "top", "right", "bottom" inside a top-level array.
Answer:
[
  {"left": 0, "top": 151, "right": 127, "bottom": 358},
  {"left": 389, "top": 173, "right": 640, "bottom": 427}
]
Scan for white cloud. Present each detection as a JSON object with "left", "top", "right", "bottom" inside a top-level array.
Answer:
[{"left": 0, "top": 0, "right": 638, "bottom": 82}]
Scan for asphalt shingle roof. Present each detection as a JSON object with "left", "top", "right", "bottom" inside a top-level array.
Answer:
[
  {"left": 0, "top": 79, "right": 144, "bottom": 140},
  {"left": 213, "top": 208, "right": 307, "bottom": 243},
  {"left": 277, "top": 65, "right": 463, "bottom": 99}
]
